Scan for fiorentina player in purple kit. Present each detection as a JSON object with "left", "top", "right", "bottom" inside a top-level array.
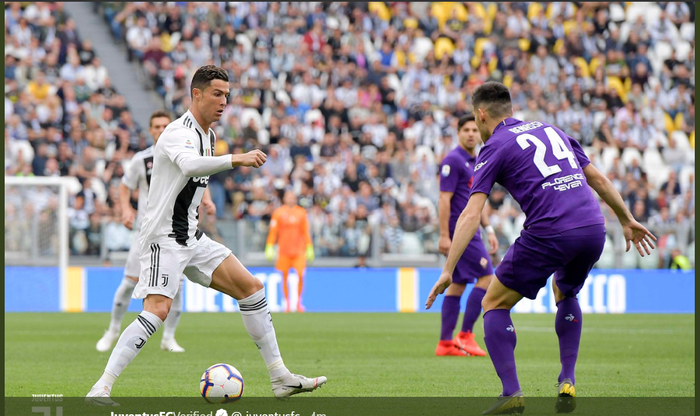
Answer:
[
  {"left": 426, "top": 82, "right": 656, "bottom": 415},
  {"left": 436, "top": 114, "right": 498, "bottom": 357}
]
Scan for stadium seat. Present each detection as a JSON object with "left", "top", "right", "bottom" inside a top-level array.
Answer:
[
  {"left": 412, "top": 36, "right": 434, "bottom": 62},
  {"left": 619, "top": 21, "right": 631, "bottom": 43},
  {"left": 678, "top": 165, "right": 694, "bottom": 191},
  {"left": 671, "top": 131, "right": 691, "bottom": 153},
  {"left": 13, "top": 140, "right": 34, "bottom": 164},
  {"left": 241, "top": 108, "right": 262, "bottom": 129},
  {"left": 434, "top": 37, "right": 455, "bottom": 60},
  {"left": 674, "top": 113, "right": 684, "bottom": 131},
  {"left": 625, "top": 3, "right": 661, "bottom": 28},
  {"left": 474, "top": 37, "right": 491, "bottom": 58},
  {"left": 589, "top": 56, "right": 602, "bottom": 74},
  {"left": 642, "top": 147, "right": 664, "bottom": 173},
  {"left": 688, "top": 241, "right": 695, "bottom": 268},
  {"left": 518, "top": 38, "right": 530, "bottom": 52},
  {"left": 527, "top": 3, "right": 543, "bottom": 21},
  {"left": 235, "top": 34, "right": 253, "bottom": 55},
  {"left": 414, "top": 145, "right": 436, "bottom": 165},
  {"left": 664, "top": 113, "right": 676, "bottom": 134},
  {"left": 401, "top": 232, "right": 424, "bottom": 255},
  {"left": 609, "top": 3, "right": 626, "bottom": 22},
  {"left": 689, "top": 131, "right": 694, "bottom": 149},
  {"left": 638, "top": 251, "right": 659, "bottom": 269},
  {"left": 675, "top": 41, "right": 691, "bottom": 62},
  {"left": 574, "top": 57, "right": 590, "bottom": 78},
  {"left": 563, "top": 21, "right": 578, "bottom": 36},
  {"left": 621, "top": 147, "right": 642, "bottom": 167},
  {"left": 503, "top": 74, "right": 513, "bottom": 89},
  {"left": 606, "top": 76, "right": 627, "bottom": 103},
  {"left": 368, "top": 2, "right": 391, "bottom": 21},
  {"left": 680, "top": 22, "right": 695, "bottom": 42},
  {"left": 553, "top": 39, "right": 565, "bottom": 55},
  {"left": 594, "top": 237, "right": 616, "bottom": 269},
  {"left": 470, "top": 3, "right": 486, "bottom": 20},
  {"left": 601, "top": 146, "right": 620, "bottom": 173},
  {"left": 621, "top": 245, "right": 640, "bottom": 269},
  {"left": 654, "top": 41, "right": 672, "bottom": 65}
]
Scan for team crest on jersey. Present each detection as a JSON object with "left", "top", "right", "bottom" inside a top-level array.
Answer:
[
  {"left": 441, "top": 165, "right": 451, "bottom": 177},
  {"left": 480, "top": 257, "right": 488, "bottom": 269}
]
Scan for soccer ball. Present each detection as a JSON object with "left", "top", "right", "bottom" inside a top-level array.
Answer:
[{"left": 200, "top": 363, "right": 244, "bottom": 403}]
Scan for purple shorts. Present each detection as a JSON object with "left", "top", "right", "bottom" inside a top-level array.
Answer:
[
  {"left": 451, "top": 232, "right": 494, "bottom": 285},
  {"left": 496, "top": 224, "right": 606, "bottom": 300}
]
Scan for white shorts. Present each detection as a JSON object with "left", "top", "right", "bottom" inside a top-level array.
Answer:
[
  {"left": 124, "top": 228, "right": 142, "bottom": 278},
  {"left": 133, "top": 231, "right": 232, "bottom": 299}
]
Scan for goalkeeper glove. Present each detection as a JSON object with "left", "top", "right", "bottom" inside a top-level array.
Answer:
[
  {"left": 306, "top": 245, "right": 315, "bottom": 262},
  {"left": 265, "top": 244, "right": 276, "bottom": 262}
]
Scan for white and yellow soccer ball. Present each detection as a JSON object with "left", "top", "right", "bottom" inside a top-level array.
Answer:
[{"left": 200, "top": 363, "right": 244, "bottom": 403}]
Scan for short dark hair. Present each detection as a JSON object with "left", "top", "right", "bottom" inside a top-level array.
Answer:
[
  {"left": 190, "top": 65, "right": 229, "bottom": 98},
  {"left": 472, "top": 81, "right": 512, "bottom": 118},
  {"left": 457, "top": 114, "right": 476, "bottom": 130},
  {"left": 149, "top": 110, "right": 172, "bottom": 127}
]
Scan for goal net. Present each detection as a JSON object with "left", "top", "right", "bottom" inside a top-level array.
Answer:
[{"left": 5, "top": 176, "right": 70, "bottom": 280}]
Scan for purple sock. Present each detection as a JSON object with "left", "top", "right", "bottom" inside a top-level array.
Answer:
[
  {"left": 555, "top": 297, "right": 582, "bottom": 385},
  {"left": 483, "top": 309, "right": 520, "bottom": 396},
  {"left": 440, "top": 295, "right": 461, "bottom": 341},
  {"left": 462, "top": 287, "right": 486, "bottom": 333}
]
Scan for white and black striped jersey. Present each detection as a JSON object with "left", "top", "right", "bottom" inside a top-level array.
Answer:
[
  {"left": 121, "top": 146, "right": 154, "bottom": 230},
  {"left": 139, "top": 110, "right": 232, "bottom": 247}
]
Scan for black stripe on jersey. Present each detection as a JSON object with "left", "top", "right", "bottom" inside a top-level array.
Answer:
[
  {"left": 154, "top": 244, "right": 160, "bottom": 287},
  {"left": 209, "top": 130, "right": 216, "bottom": 156},
  {"left": 183, "top": 116, "right": 190, "bottom": 128},
  {"left": 196, "top": 130, "right": 204, "bottom": 156},
  {"left": 149, "top": 244, "right": 156, "bottom": 287},
  {"left": 143, "top": 156, "right": 154, "bottom": 186},
  {"left": 168, "top": 180, "right": 201, "bottom": 246}
]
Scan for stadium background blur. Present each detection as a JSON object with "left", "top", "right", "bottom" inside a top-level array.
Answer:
[{"left": 4, "top": 2, "right": 695, "bottom": 270}]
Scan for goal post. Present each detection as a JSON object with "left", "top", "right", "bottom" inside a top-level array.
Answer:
[{"left": 5, "top": 176, "right": 72, "bottom": 304}]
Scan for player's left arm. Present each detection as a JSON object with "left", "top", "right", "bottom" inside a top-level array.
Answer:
[
  {"left": 201, "top": 187, "right": 216, "bottom": 216},
  {"left": 479, "top": 201, "right": 498, "bottom": 255}
]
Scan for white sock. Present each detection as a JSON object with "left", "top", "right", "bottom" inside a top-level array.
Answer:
[
  {"left": 109, "top": 277, "right": 137, "bottom": 333},
  {"left": 162, "top": 279, "right": 184, "bottom": 340},
  {"left": 96, "top": 311, "right": 163, "bottom": 390},
  {"left": 238, "top": 288, "right": 289, "bottom": 379}
]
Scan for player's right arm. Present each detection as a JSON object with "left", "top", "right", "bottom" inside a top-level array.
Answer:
[
  {"left": 582, "top": 163, "right": 656, "bottom": 256},
  {"left": 438, "top": 156, "right": 458, "bottom": 256},
  {"left": 438, "top": 191, "right": 453, "bottom": 256},
  {"left": 161, "top": 125, "right": 267, "bottom": 177},
  {"left": 119, "top": 155, "right": 141, "bottom": 230}
]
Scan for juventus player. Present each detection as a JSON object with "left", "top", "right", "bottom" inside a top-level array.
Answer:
[
  {"left": 96, "top": 110, "right": 216, "bottom": 354},
  {"left": 87, "top": 66, "right": 326, "bottom": 405}
]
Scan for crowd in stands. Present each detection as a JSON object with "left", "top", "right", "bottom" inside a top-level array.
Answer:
[{"left": 5, "top": 2, "right": 695, "bottom": 269}]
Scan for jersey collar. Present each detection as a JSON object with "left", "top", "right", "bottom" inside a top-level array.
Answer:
[
  {"left": 492, "top": 117, "right": 522, "bottom": 135},
  {"left": 457, "top": 145, "right": 476, "bottom": 162},
  {"left": 186, "top": 110, "right": 209, "bottom": 136}
]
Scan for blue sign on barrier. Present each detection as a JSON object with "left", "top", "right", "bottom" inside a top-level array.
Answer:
[{"left": 3, "top": 267, "right": 695, "bottom": 313}]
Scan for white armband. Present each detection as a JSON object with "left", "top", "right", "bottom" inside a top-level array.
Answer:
[{"left": 485, "top": 225, "right": 495, "bottom": 235}]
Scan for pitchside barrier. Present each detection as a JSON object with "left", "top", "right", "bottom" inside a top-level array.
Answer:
[{"left": 4, "top": 267, "right": 694, "bottom": 313}]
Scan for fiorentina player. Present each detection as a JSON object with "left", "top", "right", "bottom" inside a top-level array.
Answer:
[
  {"left": 426, "top": 82, "right": 655, "bottom": 414},
  {"left": 87, "top": 66, "right": 326, "bottom": 405},
  {"left": 436, "top": 114, "right": 498, "bottom": 357}
]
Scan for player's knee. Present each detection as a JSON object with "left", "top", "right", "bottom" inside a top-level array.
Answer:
[{"left": 143, "top": 295, "right": 172, "bottom": 321}]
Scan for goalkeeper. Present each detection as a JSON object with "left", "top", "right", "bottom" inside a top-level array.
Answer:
[{"left": 265, "top": 189, "right": 315, "bottom": 313}]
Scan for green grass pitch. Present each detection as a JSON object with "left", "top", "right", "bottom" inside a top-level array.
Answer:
[{"left": 4, "top": 312, "right": 694, "bottom": 397}]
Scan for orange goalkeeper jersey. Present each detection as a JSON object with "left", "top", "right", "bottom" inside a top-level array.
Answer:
[{"left": 266, "top": 205, "right": 312, "bottom": 257}]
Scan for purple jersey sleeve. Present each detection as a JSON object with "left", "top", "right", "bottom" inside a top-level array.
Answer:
[
  {"left": 439, "top": 155, "right": 460, "bottom": 193},
  {"left": 566, "top": 134, "right": 591, "bottom": 169},
  {"left": 470, "top": 144, "right": 502, "bottom": 197}
]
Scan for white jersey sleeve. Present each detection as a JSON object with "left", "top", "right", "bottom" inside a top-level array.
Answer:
[
  {"left": 160, "top": 124, "right": 232, "bottom": 178},
  {"left": 121, "top": 152, "right": 143, "bottom": 190}
]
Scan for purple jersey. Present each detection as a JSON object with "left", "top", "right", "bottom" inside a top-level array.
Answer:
[
  {"left": 440, "top": 145, "right": 480, "bottom": 238},
  {"left": 470, "top": 118, "right": 604, "bottom": 235}
]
